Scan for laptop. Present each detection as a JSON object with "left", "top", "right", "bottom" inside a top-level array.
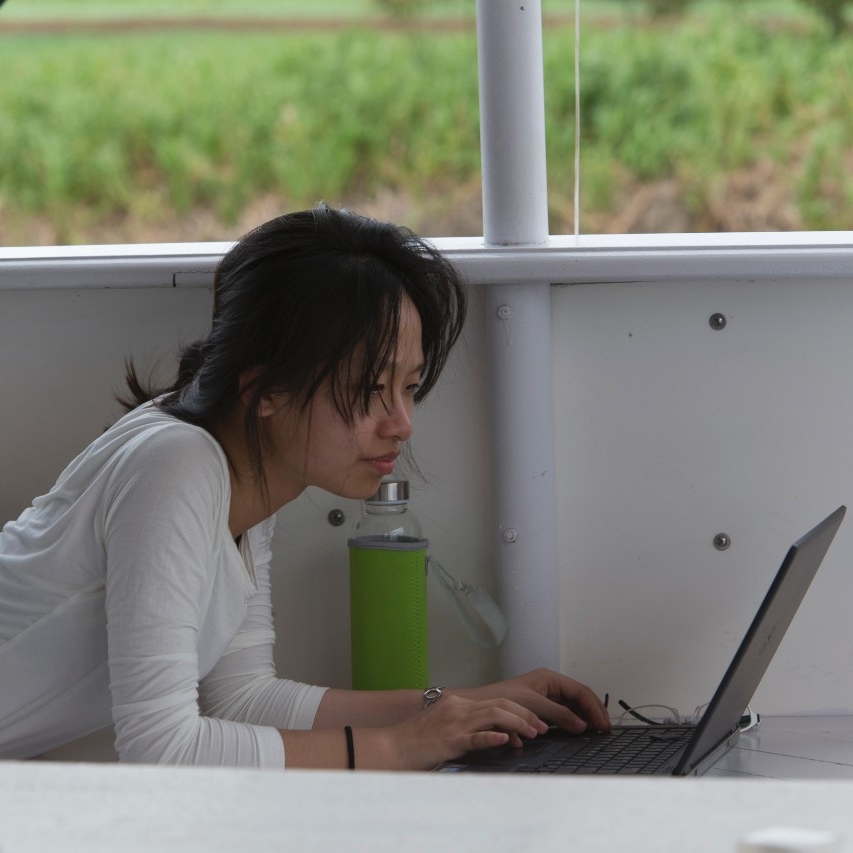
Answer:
[{"left": 436, "top": 506, "right": 846, "bottom": 777}]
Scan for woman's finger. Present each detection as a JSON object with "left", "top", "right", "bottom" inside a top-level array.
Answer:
[{"left": 464, "top": 705, "right": 542, "bottom": 740}]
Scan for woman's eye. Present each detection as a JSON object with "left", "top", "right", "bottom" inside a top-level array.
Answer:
[{"left": 368, "top": 380, "right": 420, "bottom": 399}]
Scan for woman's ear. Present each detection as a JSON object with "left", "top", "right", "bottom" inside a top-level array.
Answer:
[
  {"left": 238, "top": 367, "right": 278, "bottom": 417},
  {"left": 255, "top": 394, "right": 279, "bottom": 418}
]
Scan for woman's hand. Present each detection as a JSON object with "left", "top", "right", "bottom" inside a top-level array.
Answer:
[
  {"left": 382, "top": 667, "right": 609, "bottom": 770},
  {"left": 450, "top": 668, "right": 611, "bottom": 735},
  {"left": 384, "top": 693, "right": 550, "bottom": 770},
  {"left": 287, "top": 694, "right": 546, "bottom": 771}
]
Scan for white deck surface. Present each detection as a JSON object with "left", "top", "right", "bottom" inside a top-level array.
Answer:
[{"left": 2, "top": 716, "right": 851, "bottom": 852}]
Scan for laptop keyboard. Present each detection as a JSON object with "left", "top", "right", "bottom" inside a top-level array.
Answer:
[{"left": 517, "top": 726, "right": 695, "bottom": 775}]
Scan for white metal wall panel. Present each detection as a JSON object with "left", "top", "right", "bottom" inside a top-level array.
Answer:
[
  {"left": 553, "top": 278, "right": 853, "bottom": 715},
  {"left": 0, "top": 286, "right": 212, "bottom": 519}
]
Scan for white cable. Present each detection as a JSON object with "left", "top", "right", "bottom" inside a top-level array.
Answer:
[{"left": 574, "top": 0, "right": 581, "bottom": 236}]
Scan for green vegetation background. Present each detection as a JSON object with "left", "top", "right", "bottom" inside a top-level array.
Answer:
[{"left": 1, "top": 0, "right": 852, "bottom": 242}]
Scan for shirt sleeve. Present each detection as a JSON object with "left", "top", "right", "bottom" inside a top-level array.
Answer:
[
  {"left": 102, "top": 425, "right": 305, "bottom": 767},
  {"left": 198, "top": 516, "right": 328, "bottom": 754}
]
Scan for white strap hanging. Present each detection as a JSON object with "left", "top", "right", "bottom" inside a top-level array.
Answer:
[
  {"left": 574, "top": 0, "right": 581, "bottom": 236},
  {"left": 427, "top": 556, "right": 508, "bottom": 650}
]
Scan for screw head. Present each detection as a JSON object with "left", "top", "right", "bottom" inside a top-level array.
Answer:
[
  {"left": 709, "top": 313, "right": 727, "bottom": 331},
  {"left": 713, "top": 533, "right": 731, "bottom": 551},
  {"left": 502, "top": 528, "right": 518, "bottom": 543},
  {"left": 497, "top": 304, "right": 513, "bottom": 320},
  {"left": 327, "top": 509, "right": 345, "bottom": 527}
]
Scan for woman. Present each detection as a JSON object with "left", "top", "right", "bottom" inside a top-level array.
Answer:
[{"left": 0, "top": 205, "right": 609, "bottom": 768}]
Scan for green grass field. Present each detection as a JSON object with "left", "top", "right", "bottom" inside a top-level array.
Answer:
[
  {"left": 0, "top": 0, "right": 815, "bottom": 21},
  {"left": 1, "top": 0, "right": 851, "bottom": 242}
]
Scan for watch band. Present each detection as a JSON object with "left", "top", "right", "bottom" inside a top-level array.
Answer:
[{"left": 422, "top": 686, "right": 444, "bottom": 710}]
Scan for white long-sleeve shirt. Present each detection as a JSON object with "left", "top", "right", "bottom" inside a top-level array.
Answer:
[{"left": 0, "top": 403, "right": 327, "bottom": 765}]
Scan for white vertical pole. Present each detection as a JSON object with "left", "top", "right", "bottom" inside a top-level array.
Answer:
[
  {"left": 476, "top": 0, "right": 559, "bottom": 676},
  {"left": 477, "top": 0, "right": 549, "bottom": 245}
]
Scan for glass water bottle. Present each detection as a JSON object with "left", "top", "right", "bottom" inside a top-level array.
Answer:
[{"left": 348, "top": 479, "right": 429, "bottom": 690}]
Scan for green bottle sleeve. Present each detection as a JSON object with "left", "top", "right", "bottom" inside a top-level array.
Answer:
[{"left": 348, "top": 536, "right": 429, "bottom": 691}]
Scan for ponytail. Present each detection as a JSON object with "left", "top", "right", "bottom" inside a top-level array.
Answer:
[{"left": 116, "top": 339, "right": 207, "bottom": 412}]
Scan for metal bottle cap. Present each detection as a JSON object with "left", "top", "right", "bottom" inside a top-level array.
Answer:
[{"left": 366, "top": 479, "right": 409, "bottom": 504}]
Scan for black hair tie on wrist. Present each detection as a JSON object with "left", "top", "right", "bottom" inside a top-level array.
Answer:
[{"left": 344, "top": 725, "right": 355, "bottom": 770}]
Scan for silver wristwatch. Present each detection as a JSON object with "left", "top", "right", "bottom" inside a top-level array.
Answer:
[{"left": 422, "top": 686, "right": 444, "bottom": 710}]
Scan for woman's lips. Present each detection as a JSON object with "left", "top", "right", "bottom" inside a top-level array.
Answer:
[{"left": 367, "top": 453, "right": 398, "bottom": 475}]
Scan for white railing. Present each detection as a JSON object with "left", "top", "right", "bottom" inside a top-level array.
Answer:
[{"left": 2, "top": 231, "right": 853, "bottom": 291}]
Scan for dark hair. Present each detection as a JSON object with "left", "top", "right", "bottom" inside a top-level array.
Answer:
[{"left": 120, "top": 205, "right": 467, "bottom": 484}]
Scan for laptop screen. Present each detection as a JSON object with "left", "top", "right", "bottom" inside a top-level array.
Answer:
[{"left": 674, "top": 505, "right": 845, "bottom": 775}]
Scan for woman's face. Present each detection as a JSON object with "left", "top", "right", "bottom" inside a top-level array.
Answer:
[{"left": 263, "top": 295, "right": 425, "bottom": 502}]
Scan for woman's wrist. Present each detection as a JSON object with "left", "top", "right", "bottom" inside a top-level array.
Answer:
[{"left": 350, "top": 726, "right": 404, "bottom": 770}]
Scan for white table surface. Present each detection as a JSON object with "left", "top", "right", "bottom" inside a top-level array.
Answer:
[
  {"left": 1, "top": 716, "right": 851, "bottom": 852},
  {"left": 709, "top": 715, "right": 853, "bottom": 779}
]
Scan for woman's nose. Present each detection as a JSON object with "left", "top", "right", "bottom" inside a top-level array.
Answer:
[{"left": 379, "top": 397, "right": 414, "bottom": 441}]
